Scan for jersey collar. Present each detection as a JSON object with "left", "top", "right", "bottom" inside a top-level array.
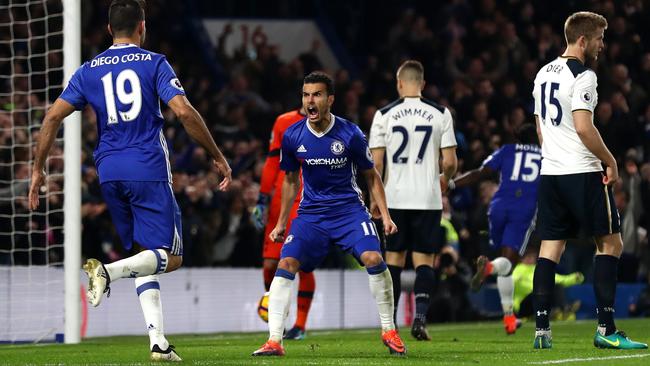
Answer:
[
  {"left": 306, "top": 113, "right": 336, "bottom": 138},
  {"left": 110, "top": 43, "right": 138, "bottom": 49}
]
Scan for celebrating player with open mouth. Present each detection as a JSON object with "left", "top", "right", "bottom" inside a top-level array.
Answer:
[{"left": 252, "top": 71, "right": 406, "bottom": 357}]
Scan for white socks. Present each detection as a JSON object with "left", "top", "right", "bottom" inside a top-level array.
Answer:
[
  {"left": 497, "top": 275, "right": 515, "bottom": 315},
  {"left": 488, "top": 257, "right": 514, "bottom": 315},
  {"left": 135, "top": 275, "right": 169, "bottom": 350},
  {"left": 368, "top": 269, "right": 395, "bottom": 332},
  {"left": 490, "top": 257, "right": 512, "bottom": 276},
  {"left": 268, "top": 276, "right": 294, "bottom": 343},
  {"left": 106, "top": 249, "right": 168, "bottom": 282}
]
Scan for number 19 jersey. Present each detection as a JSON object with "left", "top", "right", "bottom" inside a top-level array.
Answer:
[
  {"left": 532, "top": 56, "right": 601, "bottom": 175},
  {"left": 59, "top": 44, "right": 185, "bottom": 183},
  {"left": 369, "top": 97, "right": 456, "bottom": 210}
]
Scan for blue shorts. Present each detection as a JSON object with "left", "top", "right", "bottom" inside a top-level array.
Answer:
[
  {"left": 488, "top": 203, "right": 536, "bottom": 256},
  {"left": 100, "top": 181, "right": 183, "bottom": 255},
  {"left": 280, "top": 209, "right": 381, "bottom": 273}
]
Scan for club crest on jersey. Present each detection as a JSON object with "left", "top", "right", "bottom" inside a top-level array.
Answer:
[
  {"left": 580, "top": 90, "right": 592, "bottom": 104},
  {"left": 331, "top": 140, "right": 345, "bottom": 155},
  {"left": 170, "top": 78, "right": 184, "bottom": 91},
  {"left": 284, "top": 235, "right": 294, "bottom": 244}
]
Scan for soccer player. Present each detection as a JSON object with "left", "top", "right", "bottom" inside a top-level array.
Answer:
[
  {"left": 449, "top": 123, "right": 540, "bottom": 335},
  {"left": 252, "top": 72, "right": 406, "bottom": 357},
  {"left": 368, "top": 60, "right": 457, "bottom": 340},
  {"left": 252, "top": 108, "right": 316, "bottom": 340},
  {"left": 27, "top": 0, "right": 232, "bottom": 360},
  {"left": 531, "top": 11, "right": 646, "bottom": 349}
]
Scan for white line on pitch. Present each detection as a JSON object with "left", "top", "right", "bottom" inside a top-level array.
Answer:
[{"left": 528, "top": 354, "right": 650, "bottom": 364}]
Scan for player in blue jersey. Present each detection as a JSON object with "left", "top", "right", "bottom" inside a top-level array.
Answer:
[
  {"left": 252, "top": 72, "right": 406, "bottom": 357},
  {"left": 28, "top": 0, "right": 231, "bottom": 361},
  {"left": 448, "top": 124, "right": 539, "bottom": 335}
]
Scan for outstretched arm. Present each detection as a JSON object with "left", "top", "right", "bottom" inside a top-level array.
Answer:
[
  {"left": 168, "top": 95, "right": 231, "bottom": 191},
  {"left": 29, "top": 98, "right": 76, "bottom": 210},
  {"left": 451, "top": 165, "right": 493, "bottom": 189},
  {"left": 362, "top": 168, "right": 397, "bottom": 236}
]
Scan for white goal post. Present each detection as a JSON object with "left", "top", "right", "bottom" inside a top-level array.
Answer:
[
  {"left": 63, "top": 0, "right": 81, "bottom": 345},
  {"left": 0, "top": 0, "right": 81, "bottom": 344}
]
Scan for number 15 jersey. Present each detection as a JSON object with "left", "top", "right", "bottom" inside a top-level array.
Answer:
[
  {"left": 369, "top": 97, "right": 456, "bottom": 210},
  {"left": 532, "top": 56, "right": 601, "bottom": 175},
  {"left": 60, "top": 44, "right": 185, "bottom": 183}
]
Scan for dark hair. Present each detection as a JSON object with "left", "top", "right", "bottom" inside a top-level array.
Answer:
[
  {"left": 109, "top": 0, "right": 145, "bottom": 37},
  {"left": 303, "top": 71, "right": 335, "bottom": 96},
  {"left": 515, "top": 123, "right": 539, "bottom": 145}
]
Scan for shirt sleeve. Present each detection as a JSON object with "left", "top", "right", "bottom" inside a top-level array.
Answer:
[
  {"left": 571, "top": 71, "right": 598, "bottom": 113},
  {"left": 440, "top": 108, "right": 457, "bottom": 148},
  {"left": 368, "top": 110, "right": 386, "bottom": 149},
  {"left": 279, "top": 132, "right": 300, "bottom": 172},
  {"left": 268, "top": 115, "right": 284, "bottom": 155},
  {"left": 156, "top": 56, "right": 186, "bottom": 104},
  {"left": 59, "top": 65, "right": 87, "bottom": 110},
  {"left": 350, "top": 126, "right": 374, "bottom": 170},
  {"left": 482, "top": 146, "right": 504, "bottom": 171}
]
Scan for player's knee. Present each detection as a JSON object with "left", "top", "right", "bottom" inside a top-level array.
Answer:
[
  {"left": 360, "top": 251, "right": 384, "bottom": 268},
  {"left": 166, "top": 254, "right": 182, "bottom": 272},
  {"left": 278, "top": 257, "right": 300, "bottom": 274}
]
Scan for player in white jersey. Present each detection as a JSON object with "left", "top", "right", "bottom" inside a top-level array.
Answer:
[
  {"left": 369, "top": 60, "right": 457, "bottom": 340},
  {"left": 531, "top": 11, "right": 646, "bottom": 350}
]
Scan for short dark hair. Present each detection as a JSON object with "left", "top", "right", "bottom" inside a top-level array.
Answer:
[
  {"left": 303, "top": 71, "right": 335, "bottom": 96},
  {"left": 515, "top": 123, "right": 539, "bottom": 145},
  {"left": 109, "top": 0, "right": 145, "bottom": 37}
]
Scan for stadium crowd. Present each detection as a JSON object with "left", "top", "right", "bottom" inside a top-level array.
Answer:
[{"left": 2, "top": 0, "right": 650, "bottom": 314}]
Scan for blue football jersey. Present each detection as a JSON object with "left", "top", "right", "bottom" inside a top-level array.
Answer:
[
  {"left": 280, "top": 115, "right": 374, "bottom": 215},
  {"left": 60, "top": 43, "right": 185, "bottom": 183},
  {"left": 482, "top": 143, "right": 541, "bottom": 207}
]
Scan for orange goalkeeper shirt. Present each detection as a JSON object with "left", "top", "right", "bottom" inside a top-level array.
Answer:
[{"left": 260, "top": 110, "right": 305, "bottom": 199}]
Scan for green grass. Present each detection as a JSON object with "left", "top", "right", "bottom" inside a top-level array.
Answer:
[{"left": 1, "top": 319, "right": 649, "bottom": 365}]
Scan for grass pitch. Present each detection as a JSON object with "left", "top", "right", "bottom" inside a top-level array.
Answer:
[{"left": 2, "top": 319, "right": 649, "bottom": 365}]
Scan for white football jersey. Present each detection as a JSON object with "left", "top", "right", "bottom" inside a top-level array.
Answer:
[
  {"left": 532, "top": 56, "right": 602, "bottom": 175},
  {"left": 369, "top": 97, "right": 456, "bottom": 210}
]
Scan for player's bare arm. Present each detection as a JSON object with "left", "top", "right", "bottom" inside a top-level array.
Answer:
[
  {"left": 369, "top": 147, "right": 386, "bottom": 218},
  {"left": 534, "top": 116, "right": 544, "bottom": 145},
  {"left": 269, "top": 170, "right": 300, "bottom": 242},
  {"left": 362, "top": 168, "right": 397, "bottom": 236},
  {"left": 451, "top": 164, "right": 493, "bottom": 190},
  {"left": 167, "top": 95, "right": 232, "bottom": 191},
  {"left": 28, "top": 98, "right": 76, "bottom": 210},
  {"left": 440, "top": 146, "right": 458, "bottom": 193},
  {"left": 573, "top": 110, "right": 618, "bottom": 185}
]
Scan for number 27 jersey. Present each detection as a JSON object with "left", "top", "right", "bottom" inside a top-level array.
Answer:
[
  {"left": 60, "top": 44, "right": 185, "bottom": 183},
  {"left": 532, "top": 56, "right": 601, "bottom": 175},
  {"left": 368, "top": 97, "right": 457, "bottom": 210}
]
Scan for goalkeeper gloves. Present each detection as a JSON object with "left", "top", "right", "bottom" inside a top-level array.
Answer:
[{"left": 252, "top": 193, "right": 270, "bottom": 230}]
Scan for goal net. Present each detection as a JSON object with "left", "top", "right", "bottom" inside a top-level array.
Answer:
[{"left": 0, "top": 0, "right": 67, "bottom": 343}]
